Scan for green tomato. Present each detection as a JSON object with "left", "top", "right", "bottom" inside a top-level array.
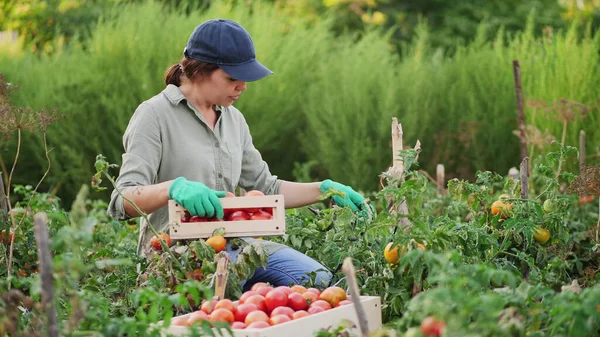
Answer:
[{"left": 543, "top": 199, "right": 556, "bottom": 213}]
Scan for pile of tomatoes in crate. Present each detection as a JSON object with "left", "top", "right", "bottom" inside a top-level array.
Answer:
[
  {"left": 179, "top": 190, "right": 274, "bottom": 223},
  {"left": 170, "top": 283, "right": 350, "bottom": 329}
]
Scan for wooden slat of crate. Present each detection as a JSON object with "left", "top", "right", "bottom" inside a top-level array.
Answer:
[
  {"left": 168, "top": 195, "right": 286, "bottom": 239},
  {"left": 164, "top": 296, "right": 382, "bottom": 337}
]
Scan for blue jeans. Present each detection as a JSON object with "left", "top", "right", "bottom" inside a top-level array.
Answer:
[{"left": 226, "top": 241, "right": 332, "bottom": 291}]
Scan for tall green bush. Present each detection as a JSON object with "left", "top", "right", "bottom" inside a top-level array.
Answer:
[{"left": 300, "top": 17, "right": 600, "bottom": 191}]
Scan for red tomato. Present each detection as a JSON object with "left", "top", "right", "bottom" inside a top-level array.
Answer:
[
  {"left": 264, "top": 289, "right": 288, "bottom": 312},
  {"left": 262, "top": 207, "right": 273, "bottom": 216},
  {"left": 235, "top": 303, "right": 258, "bottom": 322},
  {"left": 244, "top": 310, "right": 270, "bottom": 326},
  {"left": 256, "top": 286, "right": 273, "bottom": 297},
  {"left": 209, "top": 308, "right": 235, "bottom": 323},
  {"left": 170, "top": 316, "right": 188, "bottom": 326},
  {"left": 307, "top": 306, "right": 325, "bottom": 314},
  {"left": 244, "top": 190, "right": 265, "bottom": 213},
  {"left": 270, "top": 306, "right": 295, "bottom": 318},
  {"left": 250, "top": 210, "right": 273, "bottom": 220},
  {"left": 239, "top": 290, "right": 259, "bottom": 304},
  {"left": 189, "top": 216, "right": 208, "bottom": 222},
  {"left": 269, "top": 314, "right": 291, "bottom": 325},
  {"left": 231, "top": 321, "right": 246, "bottom": 329},
  {"left": 274, "top": 286, "right": 293, "bottom": 296},
  {"left": 180, "top": 210, "right": 192, "bottom": 223},
  {"left": 186, "top": 310, "right": 209, "bottom": 326},
  {"left": 228, "top": 210, "right": 251, "bottom": 221},
  {"left": 292, "top": 310, "right": 309, "bottom": 320},
  {"left": 310, "top": 300, "right": 332, "bottom": 311},
  {"left": 246, "top": 321, "right": 270, "bottom": 329},
  {"left": 287, "top": 292, "right": 307, "bottom": 311},
  {"left": 421, "top": 316, "right": 446, "bottom": 337},
  {"left": 244, "top": 294, "right": 267, "bottom": 312},
  {"left": 250, "top": 282, "right": 270, "bottom": 292}
]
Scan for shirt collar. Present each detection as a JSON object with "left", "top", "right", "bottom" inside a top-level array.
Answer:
[{"left": 163, "top": 84, "right": 224, "bottom": 112}]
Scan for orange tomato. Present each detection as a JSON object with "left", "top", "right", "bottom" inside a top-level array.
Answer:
[
  {"left": 384, "top": 242, "right": 399, "bottom": 264},
  {"left": 269, "top": 314, "right": 291, "bottom": 325},
  {"left": 206, "top": 235, "right": 226, "bottom": 253},
  {"left": 491, "top": 200, "right": 512, "bottom": 219},
  {"left": 214, "top": 299, "right": 236, "bottom": 313},
  {"left": 244, "top": 310, "right": 270, "bottom": 326},
  {"left": 150, "top": 233, "right": 171, "bottom": 251},
  {"left": 290, "top": 285, "right": 307, "bottom": 294},
  {"left": 292, "top": 310, "right": 309, "bottom": 320},
  {"left": 319, "top": 287, "right": 345, "bottom": 307},
  {"left": 209, "top": 308, "right": 235, "bottom": 323},
  {"left": 186, "top": 310, "right": 209, "bottom": 326},
  {"left": 246, "top": 320, "right": 270, "bottom": 329}
]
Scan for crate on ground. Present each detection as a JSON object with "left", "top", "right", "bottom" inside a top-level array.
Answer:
[
  {"left": 163, "top": 295, "right": 382, "bottom": 337},
  {"left": 168, "top": 194, "right": 286, "bottom": 239}
]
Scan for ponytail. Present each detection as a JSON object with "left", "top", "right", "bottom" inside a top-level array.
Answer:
[
  {"left": 164, "top": 63, "right": 183, "bottom": 86},
  {"left": 163, "top": 58, "right": 220, "bottom": 86}
]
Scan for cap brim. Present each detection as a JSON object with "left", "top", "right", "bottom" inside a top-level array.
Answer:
[{"left": 220, "top": 60, "right": 273, "bottom": 82}]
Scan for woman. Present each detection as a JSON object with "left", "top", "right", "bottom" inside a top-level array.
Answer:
[{"left": 107, "top": 19, "right": 368, "bottom": 290}]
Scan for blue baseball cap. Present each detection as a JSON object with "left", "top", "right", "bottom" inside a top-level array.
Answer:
[{"left": 183, "top": 19, "right": 273, "bottom": 82}]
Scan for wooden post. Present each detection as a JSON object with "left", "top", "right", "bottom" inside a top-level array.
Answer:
[
  {"left": 341, "top": 257, "right": 368, "bottom": 337},
  {"left": 213, "top": 252, "right": 230, "bottom": 300},
  {"left": 384, "top": 118, "right": 421, "bottom": 229},
  {"left": 513, "top": 60, "right": 528, "bottom": 163},
  {"left": 33, "top": 212, "right": 58, "bottom": 337},
  {"left": 580, "top": 130, "right": 586, "bottom": 174},
  {"left": 0, "top": 174, "right": 7, "bottom": 223},
  {"left": 520, "top": 157, "right": 529, "bottom": 200},
  {"left": 436, "top": 164, "right": 445, "bottom": 196}
]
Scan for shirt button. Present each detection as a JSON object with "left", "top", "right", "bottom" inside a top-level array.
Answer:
[
  {"left": 218, "top": 173, "right": 223, "bottom": 178},
  {"left": 215, "top": 143, "right": 220, "bottom": 148}
]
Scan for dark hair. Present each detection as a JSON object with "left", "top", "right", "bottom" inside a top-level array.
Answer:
[{"left": 164, "top": 57, "right": 219, "bottom": 86}]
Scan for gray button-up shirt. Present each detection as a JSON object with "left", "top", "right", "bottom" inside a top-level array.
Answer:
[{"left": 107, "top": 84, "right": 282, "bottom": 255}]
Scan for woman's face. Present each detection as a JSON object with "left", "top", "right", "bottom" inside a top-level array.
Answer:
[{"left": 197, "top": 68, "right": 247, "bottom": 107}]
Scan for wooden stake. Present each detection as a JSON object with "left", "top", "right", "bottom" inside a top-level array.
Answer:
[
  {"left": 34, "top": 212, "right": 58, "bottom": 337},
  {"left": 391, "top": 117, "right": 403, "bottom": 168},
  {"left": 341, "top": 257, "right": 368, "bottom": 337},
  {"left": 0, "top": 174, "right": 7, "bottom": 223},
  {"left": 213, "top": 252, "right": 230, "bottom": 300},
  {"left": 580, "top": 130, "right": 586, "bottom": 174},
  {"left": 436, "top": 164, "right": 445, "bottom": 196},
  {"left": 513, "top": 60, "right": 528, "bottom": 163},
  {"left": 520, "top": 157, "right": 529, "bottom": 200}
]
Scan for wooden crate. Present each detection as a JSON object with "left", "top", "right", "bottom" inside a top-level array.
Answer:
[
  {"left": 163, "top": 296, "right": 382, "bottom": 337},
  {"left": 168, "top": 195, "right": 286, "bottom": 239}
]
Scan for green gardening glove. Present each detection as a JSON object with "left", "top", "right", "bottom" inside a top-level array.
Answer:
[
  {"left": 168, "top": 177, "right": 226, "bottom": 219},
  {"left": 319, "top": 179, "right": 365, "bottom": 211}
]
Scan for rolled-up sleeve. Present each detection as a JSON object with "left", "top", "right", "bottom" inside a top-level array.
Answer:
[
  {"left": 237, "top": 121, "right": 281, "bottom": 195},
  {"left": 107, "top": 103, "right": 162, "bottom": 220}
]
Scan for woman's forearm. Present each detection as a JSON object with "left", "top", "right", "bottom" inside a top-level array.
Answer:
[
  {"left": 122, "top": 180, "right": 173, "bottom": 217},
  {"left": 278, "top": 181, "right": 323, "bottom": 208}
]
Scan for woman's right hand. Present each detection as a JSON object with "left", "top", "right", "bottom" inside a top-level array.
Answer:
[{"left": 168, "top": 177, "right": 227, "bottom": 219}]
